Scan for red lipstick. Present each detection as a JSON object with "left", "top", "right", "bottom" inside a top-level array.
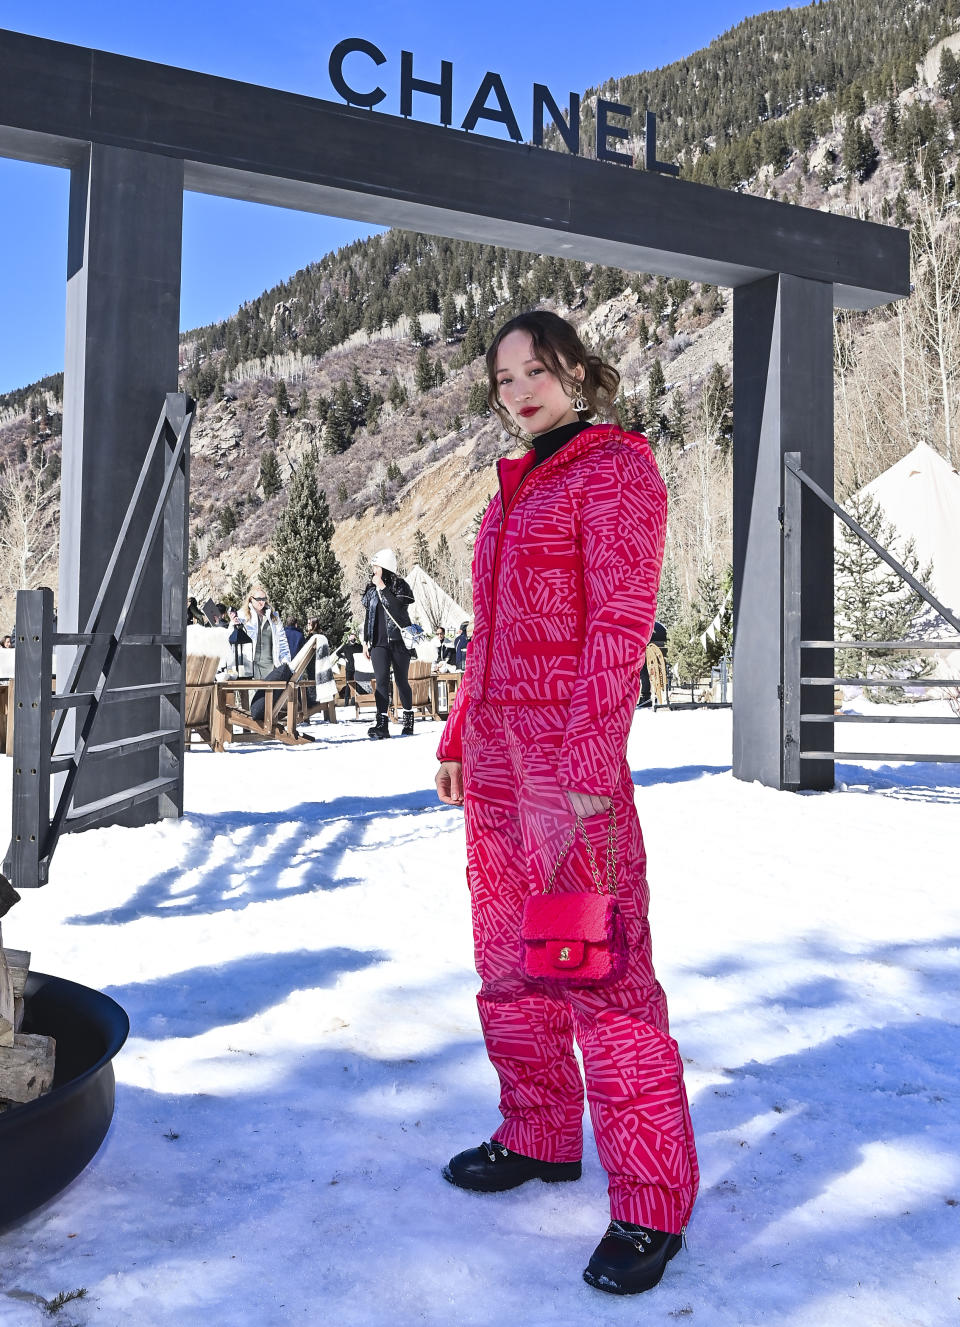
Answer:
[{"left": 518, "top": 406, "right": 539, "bottom": 418}]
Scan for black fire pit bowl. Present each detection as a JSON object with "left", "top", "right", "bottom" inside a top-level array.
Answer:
[{"left": 0, "top": 972, "right": 129, "bottom": 1229}]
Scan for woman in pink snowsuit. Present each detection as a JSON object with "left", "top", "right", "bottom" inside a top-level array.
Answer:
[{"left": 435, "top": 311, "right": 698, "bottom": 1295}]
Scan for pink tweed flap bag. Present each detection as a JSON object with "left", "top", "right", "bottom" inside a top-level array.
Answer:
[{"left": 520, "top": 808, "right": 627, "bottom": 986}]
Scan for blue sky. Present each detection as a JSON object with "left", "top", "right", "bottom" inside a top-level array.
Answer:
[{"left": 0, "top": 1, "right": 776, "bottom": 392}]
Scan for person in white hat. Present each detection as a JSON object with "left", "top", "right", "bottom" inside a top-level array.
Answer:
[{"left": 360, "top": 548, "right": 417, "bottom": 738}]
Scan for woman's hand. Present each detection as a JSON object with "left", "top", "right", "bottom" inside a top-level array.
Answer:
[
  {"left": 363, "top": 644, "right": 371, "bottom": 660},
  {"left": 565, "top": 790, "right": 611, "bottom": 818},
  {"left": 436, "top": 761, "right": 464, "bottom": 806}
]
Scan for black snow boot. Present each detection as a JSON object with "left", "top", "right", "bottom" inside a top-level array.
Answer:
[
  {"left": 442, "top": 1140, "right": 581, "bottom": 1193},
  {"left": 400, "top": 709, "right": 415, "bottom": 736},
  {"left": 367, "top": 713, "right": 390, "bottom": 740},
  {"left": 582, "top": 1221, "right": 683, "bottom": 1295}
]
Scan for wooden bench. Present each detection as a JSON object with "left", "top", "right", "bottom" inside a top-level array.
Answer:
[
  {"left": 184, "top": 654, "right": 225, "bottom": 751},
  {"left": 394, "top": 659, "right": 435, "bottom": 718},
  {"left": 215, "top": 635, "right": 324, "bottom": 747}
]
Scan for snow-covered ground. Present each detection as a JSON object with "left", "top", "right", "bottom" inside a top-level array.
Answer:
[{"left": 0, "top": 707, "right": 957, "bottom": 1327}]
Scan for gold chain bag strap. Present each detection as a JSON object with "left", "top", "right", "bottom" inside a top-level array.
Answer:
[{"left": 519, "top": 805, "right": 627, "bottom": 986}]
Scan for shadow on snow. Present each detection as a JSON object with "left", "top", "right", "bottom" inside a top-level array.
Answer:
[{"left": 67, "top": 789, "right": 457, "bottom": 927}]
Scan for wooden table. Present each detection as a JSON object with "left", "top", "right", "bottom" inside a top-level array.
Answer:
[{"left": 430, "top": 670, "right": 463, "bottom": 720}]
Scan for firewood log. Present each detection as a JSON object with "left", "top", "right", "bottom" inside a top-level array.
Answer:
[
  {"left": 0, "top": 935, "right": 13, "bottom": 1049},
  {"left": 2, "top": 949, "right": 30, "bottom": 1000},
  {"left": 0, "top": 1033, "right": 56, "bottom": 1104}
]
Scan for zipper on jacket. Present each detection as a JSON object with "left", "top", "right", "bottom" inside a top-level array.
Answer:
[
  {"left": 480, "top": 458, "right": 536, "bottom": 700},
  {"left": 478, "top": 426, "right": 620, "bottom": 701}
]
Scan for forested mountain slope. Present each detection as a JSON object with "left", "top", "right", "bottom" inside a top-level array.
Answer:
[{"left": 3, "top": 0, "right": 959, "bottom": 644}]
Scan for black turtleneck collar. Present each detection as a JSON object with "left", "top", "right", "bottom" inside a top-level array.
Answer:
[{"left": 531, "top": 419, "right": 589, "bottom": 467}]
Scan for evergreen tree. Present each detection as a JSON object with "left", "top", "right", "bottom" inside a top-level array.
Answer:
[
  {"left": 324, "top": 409, "right": 350, "bottom": 455},
  {"left": 275, "top": 378, "right": 290, "bottom": 414},
  {"left": 939, "top": 47, "right": 960, "bottom": 130},
  {"left": 882, "top": 97, "right": 901, "bottom": 154},
  {"left": 656, "top": 553, "right": 681, "bottom": 628},
  {"left": 841, "top": 115, "right": 878, "bottom": 182},
  {"left": 459, "top": 319, "right": 485, "bottom": 364},
  {"left": 413, "top": 527, "right": 433, "bottom": 574},
  {"left": 432, "top": 532, "right": 455, "bottom": 598},
  {"left": 834, "top": 492, "right": 933, "bottom": 693},
  {"left": 667, "top": 603, "right": 708, "bottom": 695},
  {"left": 700, "top": 363, "right": 733, "bottom": 447},
  {"left": 841, "top": 80, "right": 866, "bottom": 116},
  {"left": 259, "top": 448, "right": 282, "bottom": 498},
  {"left": 646, "top": 359, "right": 666, "bottom": 423},
  {"left": 441, "top": 293, "right": 459, "bottom": 340},
  {"left": 668, "top": 392, "right": 688, "bottom": 447},
  {"left": 265, "top": 407, "right": 280, "bottom": 442},
  {"left": 938, "top": 46, "right": 960, "bottom": 100},
  {"left": 470, "top": 498, "right": 492, "bottom": 543},
  {"left": 616, "top": 391, "right": 644, "bottom": 432},
  {"left": 414, "top": 347, "right": 433, "bottom": 393},
  {"left": 898, "top": 102, "right": 941, "bottom": 163},
  {"left": 409, "top": 314, "right": 425, "bottom": 346},
  {"left": 230, "top": 567, "right": 250, "bottom": 604},
  {"left": 387, "top": 375, "right": 408, "bottom": 408},
  {"left": 468, "top": 378, "right": 489, "bottom": 416},
  {"left": 364, "top": 389, "right": 385, "bottom": 431},
  {"left": 298, "top": 386, "right": 310, "bottom": 416},
  {"left": 761, "top": 120, "right": 790, "bottom": 173},
  {"left": 696, "top": 559, "right": 731, "bottom": 667},
  {"left": 433, "top": 357, "right": 446, "bottom": 388},
  {"left": 217, "top": 502, "right": 239, "bottom": 539},
  {"left": 260, "top": 446, "right": 350, "bottom": 638},
  {"left": 792, "top": 104, "right": 816, "bottom": 152}
]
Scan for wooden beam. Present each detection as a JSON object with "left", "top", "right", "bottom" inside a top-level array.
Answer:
[{"left": 0, "top": 28, "right": 909, "bottom": 309}]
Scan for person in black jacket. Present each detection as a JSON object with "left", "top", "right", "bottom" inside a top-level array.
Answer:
[
  {"left": 361, "top": 548, "right": 416, "bottom": 738},
  {"left": 436, "top": 626, "right": 456, "bottom": 665},
  {"left": 453, "top": 621, "right": 470, "bottom": 671}
]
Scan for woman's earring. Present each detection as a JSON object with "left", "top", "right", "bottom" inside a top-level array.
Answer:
[{"left": 571, "top": 382, "right": 587, "bottom": 413}]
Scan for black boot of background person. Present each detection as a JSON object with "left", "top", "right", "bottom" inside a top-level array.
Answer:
[
  {"left": 367, "top": 713, "right": 390, "bottom": 740},
  {"left": 400, "top": 709, "right": 414, "bottom": 736},
  {"left": 582, "top": 1221, "right": 683, "bottom": 1295}
]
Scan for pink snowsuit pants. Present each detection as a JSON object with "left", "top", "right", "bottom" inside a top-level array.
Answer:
[{"left": 463, "top": 699, "right": 699, "bottom": 1233}]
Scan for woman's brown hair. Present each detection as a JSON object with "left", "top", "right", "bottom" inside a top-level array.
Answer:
[{"left": 485, "top": 310, "right": 621, "bottom": 439}]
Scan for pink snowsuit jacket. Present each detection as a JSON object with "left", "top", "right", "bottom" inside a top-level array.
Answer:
[{"left": 438, "top": 423, "right": 667, "bottom": 794}]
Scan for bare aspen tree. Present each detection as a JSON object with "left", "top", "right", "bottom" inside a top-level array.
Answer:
[
  {"left": 0, "top": 454, "right": 58, "bottom": 627},
  {"left": 833, "top": 151, "right": 960, "bottom": 492},
  {"left": 908, "top": 150, "right": 960, "bottom": 468}
]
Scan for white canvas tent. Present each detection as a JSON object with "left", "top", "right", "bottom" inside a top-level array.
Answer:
[
  {"left": 406, "top": 564, "right": 470, "bottom": 636},
  {"left": 854, "top": 442, "right": 960, "bottom": 619},
  {"left": 846, "top": 442, "right": 960, "bottom": 675}
]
